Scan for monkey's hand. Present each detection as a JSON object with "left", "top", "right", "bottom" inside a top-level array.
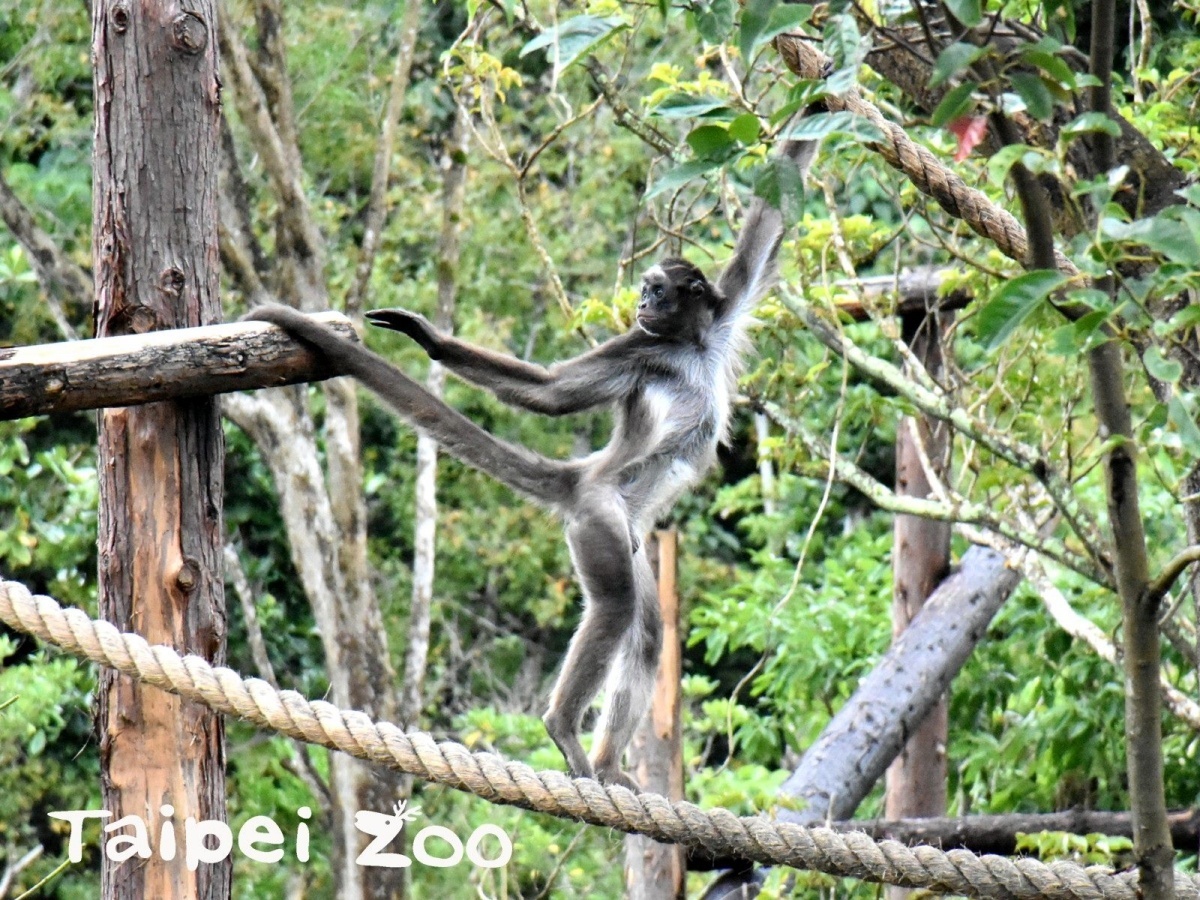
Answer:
[{"left": 365, "top": 308, "right": 444, "bottom": 360}]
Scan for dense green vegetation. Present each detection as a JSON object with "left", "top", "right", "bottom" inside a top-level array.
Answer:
[{"left": 2, "top": 0, "right": 1200, "bottom": 896}]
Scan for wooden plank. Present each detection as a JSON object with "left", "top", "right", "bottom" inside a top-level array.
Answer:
[{"left": 0, "top": 312, "right": 354, "bottom": 419}]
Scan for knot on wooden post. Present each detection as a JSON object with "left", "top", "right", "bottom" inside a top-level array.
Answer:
[{"left": 170, "top": 12, "right": 208, "bottom": 55}]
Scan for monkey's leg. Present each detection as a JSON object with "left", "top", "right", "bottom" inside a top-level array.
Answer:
[
  {"left": 543, "top": 496, "right": 638, "bottom": 781},
  {"left": 591, "top": 547, "right": 662, "bottom": 789}
]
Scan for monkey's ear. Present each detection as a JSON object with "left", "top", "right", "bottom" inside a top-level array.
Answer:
[{"left": 687, "top": 277, "right": 707, "bottom": 296}]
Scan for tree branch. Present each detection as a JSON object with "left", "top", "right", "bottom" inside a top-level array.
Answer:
[
  {"left": 783, "top": 290, "right": 1113, "bottom": 583},
  {"left": 217, "top": 5, "right": 326, "bottom": 302},
  {"left": 0, "top": 167, "right": 92, "bottom": 334},
  {"left": 1022, "top": 554, "right": 1200, "bottom": 732},
  {"left": 761, "top": 399, "right": 1106, "bottom": 583},
  {"left": 346, "top": 0, "right": 425, "bottom": 318},
  {"left": 1146, "top": 546, "right": 1200, "bottom": 610}
]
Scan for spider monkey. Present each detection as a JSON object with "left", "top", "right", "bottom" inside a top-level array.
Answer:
[{"left": 245, "top": 139, "right": 815, "bottom": 788}]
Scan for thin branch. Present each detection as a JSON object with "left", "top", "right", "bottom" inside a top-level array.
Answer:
[
  {"left": 1023, "top": 555, "right": 1200, "bottom": 732},
  {"left": 248, "top": 0, "right": 303, "bottom": 173},
  {"left": 217, "top": 5, "right": 326, "bottom": 295},
  {"left": 223, "top": 540, "right": 332, "bottom": 808},
  {"left": 783, "top": 289, "right": 1114, "bottom": 583},
  {"left": 0, "top": 845, "right": 43, "bottom": 899},
  {"left": 0, "top": 168, "right": 91, "bottom": 334},
  {"left": 760, "top": 400, "right": 1104, "bottom": 582},
  {"left": 346, "top": 0, "right": 425, "bottom": 318},
  {"left": 1146, "top": 546, "right": 1200, "bottom": 609},
  {"left": 480, "top": 0, "right": 673, "bottom": 155},
  {"left": 218, "top": 114, "right": 269, "bottom": 292}
]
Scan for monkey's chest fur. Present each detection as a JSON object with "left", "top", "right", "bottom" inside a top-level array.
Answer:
[{"left": 608, "top": 348, "right": 735, "bottom": 530}]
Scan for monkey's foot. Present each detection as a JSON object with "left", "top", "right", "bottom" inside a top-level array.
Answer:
[{"left": 595, "top": 767, "right": 640, "bottom": 792}]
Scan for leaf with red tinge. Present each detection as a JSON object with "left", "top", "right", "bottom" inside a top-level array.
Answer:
[{"left": 947, "top": 115, "right": 987, "bottom": 162}]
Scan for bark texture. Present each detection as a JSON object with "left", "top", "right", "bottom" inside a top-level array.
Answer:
[
  {"left": 92, "top": 1, "right": 228, "bottom": 897},
  {"left": 885, "top": 311, "right": 953, "bottom": 900},
  {"left": 624, "top": 530, "right": 686, "bottom": 900},
  {"left": 0, "top": 313, "right": 354, "bottom": 420}
]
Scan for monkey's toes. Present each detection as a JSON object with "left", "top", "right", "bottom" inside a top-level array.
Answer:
[{"left": 597, "top": 768, "right": 640, "bottom": 792}]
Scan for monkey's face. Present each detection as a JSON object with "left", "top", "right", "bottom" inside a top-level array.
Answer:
[{"left": 637, "top": 259, "right": 715, "bottom": 343}]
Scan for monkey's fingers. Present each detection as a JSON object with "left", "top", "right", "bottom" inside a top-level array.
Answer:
[
  {"left": 364, "top": 308, "right": 422, "bottom": 333},
  {"left": 366, "top": 309, "right": 444, "bottom": 360}
]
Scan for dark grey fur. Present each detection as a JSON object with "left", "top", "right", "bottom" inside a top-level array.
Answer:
[{"left": 245, "top": 139, "right": 814, "bottom": 787}]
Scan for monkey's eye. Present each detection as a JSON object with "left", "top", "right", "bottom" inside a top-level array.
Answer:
[{"left": 654, "top": 285, "right": 664, "bottom": 298}]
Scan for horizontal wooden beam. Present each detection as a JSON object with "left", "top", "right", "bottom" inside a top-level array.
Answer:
[
  {"left": 689, "top": 808, "right": 1200, "bottom": 870},
  {"left": 834, "top": 267, "right": 972, "bottom": 323},
  {"left": 0, "top": 312, "right": 355, "bottom": 420}
]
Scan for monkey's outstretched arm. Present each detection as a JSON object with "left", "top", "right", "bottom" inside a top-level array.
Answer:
[
  {"left": 244, "top": 304, "right": 578, "bottom": 507},
  {"left": 714, "top": 139, "right": 817, "bottom": 322},
  {"left": 366, "top": 308, "right": 641, "bottom": 416}
]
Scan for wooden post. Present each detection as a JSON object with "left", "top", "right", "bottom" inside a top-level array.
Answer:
[
  {"left": 885, "top": 309, "right": 953, "bottom": 900},
  {"left": 93, "top": 1, "right": 228, "bottom": 898},
  {"left": 624, "top": 529, "right": 686, "bottom": 900}
]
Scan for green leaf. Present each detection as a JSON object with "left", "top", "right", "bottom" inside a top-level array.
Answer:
[
  {"left": 759, "top": 3, "right": 812, "bottom": 45},
  {"left": 646, "top": 157, "right": 723, "bottom": 199},
  {"left": 1143, "top": 346, "right": 1183, "bottom": 384},
  {"left": 653, "top": 93, "right": 732, "bottom": 119},
  {"left": 692, "top": 0, "right": 736, "bottom": 43},
  {"left": 780, "top": 110, "right": 883, "bottom": 142},
  {"left": 728, "top": 113, "right": 762, "bottom": 144},
  {"left": 1021, "top": 47, "right": 1074, "bottom": 87},
  {"left": 944, "top": 0, "right": 983, "bottom": 26},
  {"left": 1061, "top": 112, "right": 1123, "bottom": 139},
  {"left": 822, "top": 11, "right": 861, "bottom": 70},
  {"left": 1106, "top": 210, "right": 1200, "bottom": 267},
  {"left": 1162, "top": 304, "right": 1200, "bottom": 335},
  {"left": 1169, "top": 396, "right": 1200, "bottom": 458},
  {"left": 930, "top": 42, "right": 984, "bottom": 89},
  {"left": 754, "top": 151, "right": 806, "bottom": 227},
  {"left": 687, "top": 124, "right": 736, "bottom": 158},
  {"left": 1010, "top": 72, "right": 1054, "bottom": 119},
  {"left": 520, "top": 15, "right": 628, "bottom": 76},
  {"left": 739, "top": 0, "right": 777, "bottom": 61},
  {"left": 1176, "top": 184, "right": 1200, "bottom": 206},
  {"left": 1048, "top": 307, "right": 1110, "bottom": 355},
  {"left": 931, "top": 82, "right": 977, "bottom": 127},
  {"left": 976, "top": 270, "right": 1068, "bottom": 350}
]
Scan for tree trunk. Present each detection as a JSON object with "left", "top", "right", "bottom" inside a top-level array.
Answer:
[
  {"left": 885, "top": 310, "right": 953, "bottom": 900},
  {"left": 624, "top": 530, "right": 686, "bottom": 900},
  {"left": 92, "top": 2, "right": 228, "bottom": 898}
]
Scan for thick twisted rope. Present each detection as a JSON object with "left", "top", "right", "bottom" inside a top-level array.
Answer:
[
  {"left": 774, "top": 35, "right": 1080, "bottom": 278},
  {"left": 2, "top": 579, "right": 1195, "bottom": 900}
]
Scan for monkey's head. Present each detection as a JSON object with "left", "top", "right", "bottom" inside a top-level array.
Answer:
[{"left": 637, "top": 257, "right": 719, "bottom": 344}]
